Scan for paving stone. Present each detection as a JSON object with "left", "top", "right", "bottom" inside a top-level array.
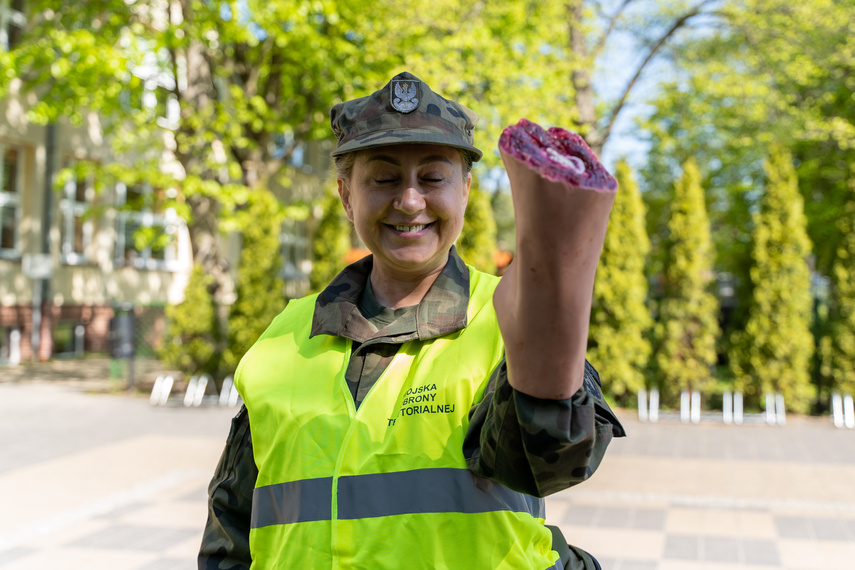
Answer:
[
  {"left": 597, "top": 506, "right": 633, "bottom": 528},
  {"left": 775, "top": 516, "right": 813, "bottom": 539},
  {"left": 663, "top": 535, "right": 700, "bottom": 560},
  {"left": 703, "top": 537, "right": 740, "bottom": 563},
  {"left": 631, "top": 508, "right": 667, "bottom": 530},
  {"left": 742, "top": 539, "right": 781, "bottom": 566},
  {"left": 810, "top": 518, "right": 851, "bottom": 541}
]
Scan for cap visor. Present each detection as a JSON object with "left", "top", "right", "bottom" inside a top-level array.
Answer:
[{"left": 331, "top": 128, "right": 482, "bottom": 161}]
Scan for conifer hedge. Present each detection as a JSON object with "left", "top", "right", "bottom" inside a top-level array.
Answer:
[
  {"left": 588, "top": 161, "right": 652, "bottom": 403},
  {"left": 457, "top": 188, "right": 498, "bottom": 274},
  {"left": 224, "top": 190, "right": 287, "bottom": 374},
  {"left": 730, "top": 146, "right": 814, "bottom": 412},
  {"left": 159, "top": 264, "right": 222, "bottom": 378},
  {"left": 829, "top": 168, "right": 855, "bottom": 397},
  {"left": 311, "top": 188, "right": 352, "bottom": 291},
  {"left": 655, "top": 158, "right": 720, "bottom": 405}
]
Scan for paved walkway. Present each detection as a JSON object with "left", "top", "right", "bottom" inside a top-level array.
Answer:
[{"left": 1, "top": 361, "right": 854, "bottom": 569}]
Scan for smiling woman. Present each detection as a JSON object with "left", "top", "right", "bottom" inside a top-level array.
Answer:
[
  {"left": 337, "top": 144, "right": 471, "bottom": 308},
  {"left": 199, "top": 71, "right": 624, "bottom": 570}
]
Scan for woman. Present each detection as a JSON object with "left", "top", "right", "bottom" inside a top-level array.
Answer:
[{"left": 199, "top": 71, "right": 624, "bottom": 570}]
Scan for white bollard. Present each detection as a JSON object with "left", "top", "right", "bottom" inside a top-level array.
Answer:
[
  {"left": 690, "top": 391, "right": 701, "bottom": 424},
  {"left": 723, "top": 391, "right": 733, "bottom": 425},
  {"left": 184, "top": 376, "right": 199, "bottom": 407},
  {"left": 227, "top": 383, "right": 240, "bottom": 407},
  {"left": 159, "top": 376, "right": 174, "bottom": 406},
  {"left": 680, "top": 390, "right": 690, "bottom": 423},
  {"left": 193, "top": 374, "right": 210, "bottom": 407},
  {"left": 765, "top": 393, "right": 776, "bottom": 425},
  {"left": 734, "top": 392, "right": 744, "bottom": 425},
  {"left": 775, "top": 393, "right": 786, "bottom": 426},
  {"left": 9, "top": 328, "right": 21, "bottom": 366},
  {"left": 638, "top": 388, "right": 648, "bottom": 422},
  {"left": 220, "top": 375, "right": 235, "bottom": 406},
  {"left": 150, "top": 376, "right": 164, "bottom": 406},
  {"left": 832, "top": 392, "right": 844, "bottom": 428},
  {"left": 649, "top": 388, "right": 659, "bottom": 423},
  {"left": 844, "top": 394, "right": 855, "bottom": 429}
]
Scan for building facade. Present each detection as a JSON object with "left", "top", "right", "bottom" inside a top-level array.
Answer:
[
  {"left": 0, "top": 1, "right": 334, "bottom": 367},
  {"left": 0, "top": 99, "right": 195, "bottom": 365}
]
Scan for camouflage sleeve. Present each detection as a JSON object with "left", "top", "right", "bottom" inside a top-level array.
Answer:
[
  {"left": 463, "top": 360, "right": 625, "bottom": 498},
  {"left": 198, "top": 405, "right": 256, "bottom": 570}
]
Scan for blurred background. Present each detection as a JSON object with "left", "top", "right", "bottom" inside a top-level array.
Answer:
[{"left": 1, "top": 0, "right": 854, "bottom": 568}]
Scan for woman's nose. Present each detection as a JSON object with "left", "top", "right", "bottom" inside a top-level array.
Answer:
[{"left": 394, "top": 184, "right": 426, "bottom": 214}]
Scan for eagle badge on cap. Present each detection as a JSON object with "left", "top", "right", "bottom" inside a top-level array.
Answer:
[{"left": 391, "top": 80, "right": 420, "bottom": 113}]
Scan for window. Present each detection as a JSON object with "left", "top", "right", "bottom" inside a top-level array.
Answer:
[
  {"left": 115, "top": 182, "right": 183, "bottom": 270},
  {"left": 0, "top": 145, "right": 21, "bottom": 258},
  {"left": 280, "top": 217, "right": 310, "bottom": 297},
  {"left": 60, "top": 165, "right": 94, "bottom": 264},
  {"left": 0, "top": 0, "right": 25, "bottom": 51}
]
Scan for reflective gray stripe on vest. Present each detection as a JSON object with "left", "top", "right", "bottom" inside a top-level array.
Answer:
[
  {"left": 251, "top": 467, "right": 544, "bottom": 529},
  {"left": 251, "top": 476, "right": 332, "bottom": 528}
]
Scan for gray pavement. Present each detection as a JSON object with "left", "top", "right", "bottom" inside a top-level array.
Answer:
[{"left": 1, "top": 360, "right": 855, "bottom": 569}]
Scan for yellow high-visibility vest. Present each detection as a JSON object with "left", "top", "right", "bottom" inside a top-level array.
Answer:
[{"left": 236, "top": 267, "right": 559, "bottom": 569}]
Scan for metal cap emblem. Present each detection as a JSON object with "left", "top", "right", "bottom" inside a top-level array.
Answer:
[{"left": 390, "top": 80, "right": 420, "bottom": 113}]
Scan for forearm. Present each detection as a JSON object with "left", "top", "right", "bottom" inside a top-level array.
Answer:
[{"left": 494, "top": 122, "right": 616, "bottom": 399}]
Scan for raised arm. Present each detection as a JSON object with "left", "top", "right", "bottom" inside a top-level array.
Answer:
[{"left": 493, "top": 119, "right": 617, "bottom": 400}]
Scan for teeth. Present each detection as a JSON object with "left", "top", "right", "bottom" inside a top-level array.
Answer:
[{"left": 393, "top": 224, "right": 427, "bottom": 232}]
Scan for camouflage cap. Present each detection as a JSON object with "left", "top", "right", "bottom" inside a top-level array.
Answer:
[{"left": 330, "top": 71, "right": 483, "bottom": 161}]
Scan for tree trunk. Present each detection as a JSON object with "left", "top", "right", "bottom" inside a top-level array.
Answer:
[
  {"left": 176, "top": 0, "right": 232, "bottom": 304},
  {"left": 568, "top": 0, "right": 604, "bottom": 156}
]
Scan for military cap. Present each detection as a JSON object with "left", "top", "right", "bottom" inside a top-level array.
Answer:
[{"left": 329, "top": 71, "right": 483, "bottom": 161}]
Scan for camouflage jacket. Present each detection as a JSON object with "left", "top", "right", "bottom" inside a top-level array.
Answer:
[{"left": 199, "top": 248, "right": 625, "bottom": 570}]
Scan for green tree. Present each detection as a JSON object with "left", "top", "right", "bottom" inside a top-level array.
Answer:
[
  {"left": 223, "top": 190, "right": 287, "bottom": 374},
  {"left": 828, "top": 168, "right": 855, "bottom": 397},
  {"left": 587, "top": 160, "right": 652, "bottom": 403},
  {"left": 4, "top": 0, "right": 395, "bottom": 303},
  {"left": 730, "top": 147, "right": 814, "bottom": 412},
  {"left": 159, "top": 264, "right": 222, "bottom": 377},
  {"left": 457, "top": 188, "right": 497, "bottom": 275},
  {"left": 655, "top": 158, "right": 719, "bottom": 405},
  {"left": 310, "top": 187, "right": 351, "bottom": 292},
  {"left": 641, "top": 0, "right": 855, "bottom": 336},
  {"left": 491, "top": 190, "right": 516, "bottom": 254}
]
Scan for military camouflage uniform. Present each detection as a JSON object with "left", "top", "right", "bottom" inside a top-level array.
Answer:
[{"left": 198, "top": 248, "right": 625, "bottom": 569}]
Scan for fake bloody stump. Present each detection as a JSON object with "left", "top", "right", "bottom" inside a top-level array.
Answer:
[
  {"left": 498, "top": 118, "right": 617, "bottom": 191},
  {"left": 492, "top": 118, "right": 617, "bottom": 399}
]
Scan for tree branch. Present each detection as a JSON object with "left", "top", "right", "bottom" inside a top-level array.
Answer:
[
  {"left": 593, "top": 0, "right": 636, "bottom": 60},
  {"left": 600, "top": 0, "right": 717, "bottom": 149}
]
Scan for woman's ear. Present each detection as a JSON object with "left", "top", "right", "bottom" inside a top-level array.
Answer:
[
  {"left": 462, "top": 172, "right": 472, "bottom": 205},
  {"left": 338, "top": 179, "right": 354, "bottom": 222}
]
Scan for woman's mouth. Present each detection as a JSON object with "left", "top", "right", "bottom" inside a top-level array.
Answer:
[{"left": 388, "top": 222, "right": 433, "bottom": 233}]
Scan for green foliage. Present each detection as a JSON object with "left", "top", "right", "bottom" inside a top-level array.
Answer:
[
  {"left": 310, "top": 187, "right": 351, "bottom": 291},
  {"left": 457, "top": 188, "right": 497, "bottom": 275},
  {"left": 654, "top": 158, "right": 719, "bottom": 404},
  {"left": 730, "top": 147, "right": 814, "bottom": 412},
  {"left": 642, "top": 0, "right": 855, "bottom": 328},
  {"left": 159, "top": 264, "right": 222, "bottom": 376},
  {"left": 5, "top": 0, "right": 592, "bottom": 305},
  {"left": 829, "top": 169, "right": 855, "bottom": 396},
  {"left": 491, "top": 190, "right": 516, "bottom": 254},
  {"left": 224, "top": 190, "right": 287, "bottom": 374},
  {"left": 588, "top": 161, "right": 652, "bottom": 403}
]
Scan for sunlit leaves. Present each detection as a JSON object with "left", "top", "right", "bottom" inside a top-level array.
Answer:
[{"left": 588, "top": 160, "right": 652, "bottom": 403}]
